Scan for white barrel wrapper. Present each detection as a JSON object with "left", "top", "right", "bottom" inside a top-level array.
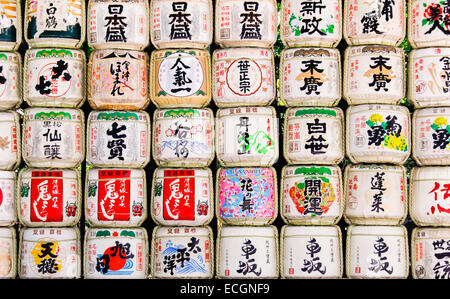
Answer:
[
  {"left": 24, "top": 48, "right": 85, "bottom": 108},
  {"left": 280, "top": 48, "right": 341, "bottom": 107},
  {"left": 217, "top": 167, "right": 277, "bottom": 226},
  {"left": 19, "top": 227, "right": 81, "bottom": 279},
  {"left": 88, "top": 0, "right": 149, "bottom": 50},
  {"left": 346, "top": 225, "right": 409, "bottom": 279},
  {"left": 0, "top": 0, "right": 21, "bottom": 51},
  {"left": 216, "top": 106, "right": 279, "bottom": 167},
  {"left": 18, "top": 168, "right": 81, "bottom": 227},
  {"left": 217, "top": 225, "right": 278, "bottom": 279},
  {"left": 150, "top": 0, "right": 213, "bottom": 49},
  {"left": 152, "top": 167, "right": 213, "bottom": 226},
  {"left": 150, "top": 49, "right": 211, "bottom": 108},
  {"left": 23, "top": 108, "right": 84, "bottom": 168},
  {"left": 151, "top": 226, "right": 213, "bottom": 278},
  {"left": 86, "top": 168, "right": 147, "bottom": 227},
  {"left": 84, "top": 227, "right": 148, "bottom": 279},
  {"left": 408, "top": 0, "right": 450, "bottom": 48},
  {"left": 343, "top": 45, "right": 405, "bottom": 105},
  {"left": 280, "top": 0, "right": 342, "bottom": 48},
  {"left": 0, "top": 111, "right": 20, "bottom": 170},
  {"left": 212, "top": 48, "right": 275, "bottom": 107},
  {"left": 344, "top": 164, "right": 407, "bottom": 225},
  {"left": 284, "top": 107, "right": 344, "bottom": 165},
  {"left": 153, "top": 108, "right": 214, "bottom": 167},
  {"left": 410, "top": 166, "right": 450, "bottom": 226},
  {"left": 281, "top": 165, "right": 342, "bottom": 225},
  {"left": 215, "top": 0, "right": 277, "bottom": 48},
  {"left": 346, "top": 104, "right": 410, "bottom": 164},
  {"left": 87, "top": 110, "right": 151, "bottom": 168},
  {"left": 412, "top": 107, "right": 450, "bottom": 165},
  {"left": 0, "top": 52, "right": 22, "bottom": 109},
  {"left": 0, "top": 227, "right": 16, "bottom": 279},
  {"left": 343, "top": 0, "right": 405, "bottom": 46},
  {"left": 408, "top": 47, "right": 450, "bottom": 108},
  {"left": 0, "top": 171, "right": 16, "bottom": 226},
  {"left": 280, "top": 225, "right": 343, "bottom": 279},
  {"left": 411, "top": 227, "right": 450, "bottom": 279},
  {"left": 88, "top": 49, "right": 149, "bottom": 110},
  {"left": 24, "top": 0, "right": 85, "bottom": 49}
]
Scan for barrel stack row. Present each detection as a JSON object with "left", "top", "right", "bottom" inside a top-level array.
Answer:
[
  {"left": 84, "top": 0, "right": 152, "bottom": 279},
  {"left": 0, "top": 0, "right": 23, "bottom": 280},
  {"left": 407, "top": 0, "right": 450, "bottom": 280},
  {"left": 149, "top": 0, "right": 215, "bottom": 279},
  {"left": 278, "top": 0, "right": 345, "bottom": 279},
  {"left": 342, "top": 0, "right": 410, "bottom": 279},
  {"left": 212, "top": 0, "right": 280, "bottom": 279},
  {"left": 17, "top": 0, "right": 87, "bottom": 279},
  {"left": 1, "top": 0, "right": 450, "bottom": 280}
]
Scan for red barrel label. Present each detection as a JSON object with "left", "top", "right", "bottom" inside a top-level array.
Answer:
[
  {"left": 162, "top": 169, "right": 195, "bottom": 221},
  {"left": 98, "top": 170, "right": 131, "bottom": 221},
  {"left": 30, "top": 171, "right": 63, "bottom": 222}
]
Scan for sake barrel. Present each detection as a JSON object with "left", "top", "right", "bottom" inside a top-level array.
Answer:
[
  {"left": 217, "top": 167, "right": 277, "bottom": 226},
  {"left": 343, "top": 0, "right": 405, "bottom": 46},
  {"left": 408, "top": 0, "right": 450, "bottom": 48},
  {"left": 216, "top": 106, "right": 279, "bottom": 167},
  {"left": 24, "top": 48, "right": 85, "bottom": 108},
  {"left": 24, "top": 0, "right": 85, "bottom": 49},
  {"left": 346, "top": 104, "right": 410, "bottom": 164},
  {"left": 346, "top": 225, "right": 409, "bottom": 279},
  {"left": 86, "top": 168, "right": 147, "bottom": 227},
  {"left": 0, "top": 227, "right": 16, "bottom": 279},
  {"left": 216, "top": 225, "right": 278, "bottom": 279},
  {"left": 408, "top": 47, "right": 450, "bottom": 108},
  {"left": 280, "top": 47, "right": 341, "bottom": 107},
  {"left": 344, "top": 164, "right": 407, "bottom": 225},
  {"left": 215, "top": 0, "right": 277, "bottom": 48},
  {"left": 23, "top": 108, "right": 84, "bottom": 168},
  {"left": 212, "top": 48, "right": 275, "bottom": 108},
  {"left": 84, "top": 227, "right": 148, "bottom": 279},
  {"left": 343, "top": 45, "right": 405, "bottom": 105},
  {"left": 150, "top": 49, "right": 211, "bottom": 108},
  {"left": 280, "top": 165, "right": 342, "bottom": 225},
  {"left": 19, "top": 227, "right": 80, "bottom": 279},
  {"left": 150, "top": 0, "right": 213, "bottom": 49},
  {"left": 411, "top": 227, "right": 450, "bottom": 279},
  {"left": 283, "top": 107, "right": 344, "bottom": 165},
  {"left": 0, "top": 111, "right": 20, "bottom": 170},
  {"left": 0, "top": 52, "right": 22, "bottom": 109},
  {"left": 88, "top": 49, "right": 149, "bottom": 110},
  {"left": 152, "top": 168, "right": 213, "bottom": 226},
  {"left": 412, "top": 107, "right": 450, "bottom": 165},
  {"left": 0, "top": 171, "right": 16, "bottom": 226},
  {"left": 153, "top": 108, "right": 214, "bottom": 167},
  {"left": 151, "top": 226, "right": 213, "bottom": 279},
  {"left": 280, "top": 0, "right": 342, "bottom": 48},
  {"left": 409, "top": 166, "right": 450, "bottom": 226},
  {"left": 88, "top": 0, "right": 149, "bottom": 50},
  {"left": 18, "top": 168, "right": 81, "bottom": 227},
  {"left": 280, "top": 225, "right": 343, "bottom": 279},
  {"left": 87, "top": 110, "right": 151, "bottom": 168},
  {"left": 0, "top": 0, "right": 21, "bottom": 51}
]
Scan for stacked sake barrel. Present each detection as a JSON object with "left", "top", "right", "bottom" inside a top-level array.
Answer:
[
  {"left": 148, "top": 0, "right": 215, "bottom": 279},
  {"left": 278, "top": 0, "right": 344, "bottom": 279},
  {"left": 342, "top": 0, "right": 410, "bottom": 279},
  {"left": 213, "top": 0, "right": 279, "bottom": 279},
  {"left": 0, "top": 0, "right": 21, "bottom": 279},
  {"left": 83, "top": 0, "right": 151, "bottom": 279},
  {"left": 13, "top": 0, "right": 87, "bottom": 279},
  {"left": 407, "top": 0, "right": 450, "bottom": 279}
]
